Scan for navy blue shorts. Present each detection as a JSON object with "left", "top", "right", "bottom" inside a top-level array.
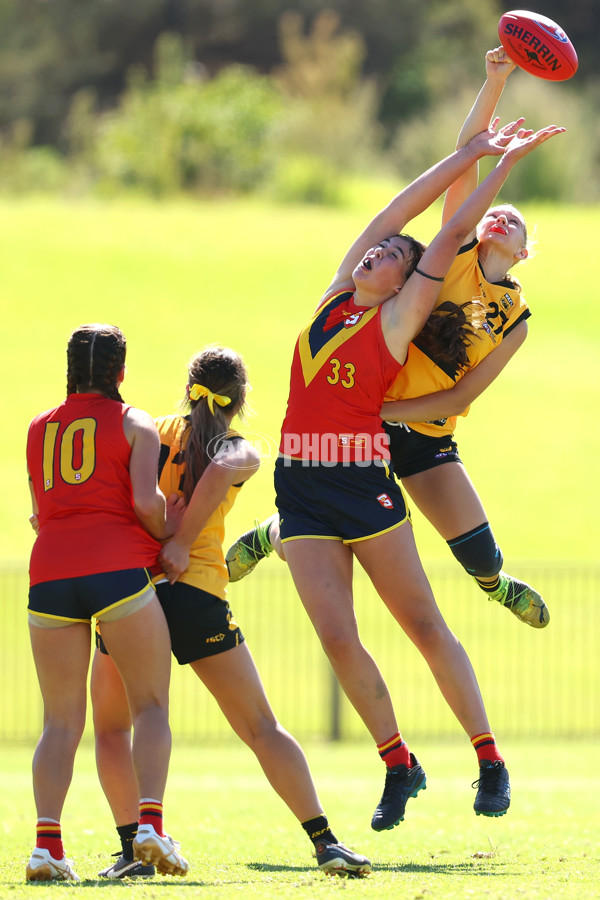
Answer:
[
  {"left": 384, "top": 424, "right": 462, "bottom": 478},
  {"left": 274, "top": 457, "right": 409, "bottom": 543},
  {"left": 95, "top": 581, "right": 245, "bottom": 664},
  {"left": 29, "top": 567, "right": 156, "bottom": 625}
]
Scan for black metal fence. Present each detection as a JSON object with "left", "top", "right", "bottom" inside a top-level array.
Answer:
[{"left": 2, "top": 561, "right": 598, "bottom": 743}]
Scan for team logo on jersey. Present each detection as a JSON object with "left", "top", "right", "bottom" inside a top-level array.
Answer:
[
  {"left": 338, "top": 435, "right": 366, "bottom": 448},
  {"left": 344, "top": 312, "right": 364, "bottom": 328},
  {"left": 298, "top": 291, "right": 377, "bottom": 387},
  {"left": 482, "top": 321, "right": 492, "bottom": 336},
  {"left": 377, "top": 493, "right": 393, "bottom": 509},
  {"left": 500, "top": 293, "right": 514, "bottom": 311}
]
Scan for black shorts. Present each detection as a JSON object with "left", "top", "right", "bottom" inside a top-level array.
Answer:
[
  {"left": 29, "top": 567, "right": 156, "bottom": 625},
  {"left": 384, "top": 424, "right": 462, "bottom": 478},
  {"left": 96, "top": 581, "right": 245, "bottom": 664},
  {"left": 156, "top": 582, "right": 244, "bottom": 665},
  {"left": 274, "top": 457, "right": 409, "bottom": 543}
]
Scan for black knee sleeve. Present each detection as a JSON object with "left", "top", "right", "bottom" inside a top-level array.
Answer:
[{"left": 447, "top": 523, "right": 503, "bottom": 578}]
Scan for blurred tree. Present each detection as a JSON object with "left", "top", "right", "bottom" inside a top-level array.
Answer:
[{"left": 0, "top": 0, "right": 595, "bottom": 148}]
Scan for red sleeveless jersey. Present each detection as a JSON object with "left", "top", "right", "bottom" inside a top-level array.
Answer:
[
  {"left": 279, "top": 290, "right": 402, "bottom": 462},
  {"left": 27, "top": 393, "right": 161, "bottom": 585}
]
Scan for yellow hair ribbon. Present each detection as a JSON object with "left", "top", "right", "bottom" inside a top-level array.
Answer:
[{"left": 189, "top": 383, "right": 231, "bottom": 414}]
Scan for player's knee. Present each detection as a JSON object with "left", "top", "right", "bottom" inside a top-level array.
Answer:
[{"left": 447, "top": 523, "right": 503, "bottom": 578}]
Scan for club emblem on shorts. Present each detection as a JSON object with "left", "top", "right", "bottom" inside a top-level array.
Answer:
[
  {"left": 344, "top": 312, "right": 364, "bottom": 328},
  {"left": 377, "top": 493, "right": 393, "bottom": 509}
]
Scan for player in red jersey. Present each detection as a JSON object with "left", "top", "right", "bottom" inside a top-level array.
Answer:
[
  {"left": 91, "top": 345, "right": 371, "bottom": 879},
  {"left": 271, "top": 119, "right": 564, "bottom": 829},
  {"left": 239, "top": 49, "right": 547, "bottom": 629},
  {"left": 25, "top": 324, "right": 188, "bottom": 882}
]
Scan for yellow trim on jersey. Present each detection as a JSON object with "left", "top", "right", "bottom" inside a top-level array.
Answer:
[
  {"left": 280, "top": 533, "right": 342, "bottom": 543},
  {"left": 298, "top": 294, "right": 378, "bottom": 387}
]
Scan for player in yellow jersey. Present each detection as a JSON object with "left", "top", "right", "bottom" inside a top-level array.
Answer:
[
  {"left": 227, "top": 48, "right": 548, "bottom": 630},
  {"left": 92, "top": 345, "right": 371, "bottom": 879},
  {"left": 380, "top": 46, "right": 547, "bottom": 628}
]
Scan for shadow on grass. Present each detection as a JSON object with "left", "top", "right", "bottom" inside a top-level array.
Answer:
[
  {"left": 66, "top": 880, "right": 214, "bottom": 889},
  {"left": 373, "top": 861, "right": 519, "bottom": 875},
  {"left": 247, "top": 860, "right": 521, "bottom": 877}
]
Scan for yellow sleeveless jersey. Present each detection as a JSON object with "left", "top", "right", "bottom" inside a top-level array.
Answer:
[
  {"left": 384, "top": 239, "right": 531, "bottom": 437},
  {"left": 155, "top": 414, "right": 242, "bottom": 599}
]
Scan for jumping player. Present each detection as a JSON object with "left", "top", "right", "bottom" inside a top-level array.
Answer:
[
  {"left": 230, "top": 118, "right": 564, "bottom": 831},
  {"left": 228, "top": 48, "right": 548, "bottom": 630}
]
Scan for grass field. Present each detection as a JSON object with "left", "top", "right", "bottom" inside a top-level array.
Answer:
[
  {"left": 2, "top": 740, "right": 598, "bottom": 898},
  {"left": 1, "top": 193, "right": 599, "bottom": 565}
]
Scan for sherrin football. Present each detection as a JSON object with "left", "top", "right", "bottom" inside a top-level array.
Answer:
[{"left": 498, "top": 10, "right": 578, "bottom": 81}]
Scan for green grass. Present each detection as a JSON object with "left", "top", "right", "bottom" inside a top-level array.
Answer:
[
  {"left": 1, "top": 194, "right": 599, "bottom": 564},
  {"left": 1, "top": 739, "right": 598, "bottom": 898}
]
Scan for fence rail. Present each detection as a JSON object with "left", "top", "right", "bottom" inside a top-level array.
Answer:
[{"left": 1, "top": 561, "right": 598, "bottom": 743}]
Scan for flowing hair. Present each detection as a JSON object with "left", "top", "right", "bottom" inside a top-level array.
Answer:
[
  {"left": 416, "top": 301, "right": 482, "bottom": 371},
  {"left": 180, "top": 345, "right": 248, "bottom": 503}
]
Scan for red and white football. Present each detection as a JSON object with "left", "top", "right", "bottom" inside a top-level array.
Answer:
[{"left": 498, "top": 9, "right": 578, "bottom": 81}]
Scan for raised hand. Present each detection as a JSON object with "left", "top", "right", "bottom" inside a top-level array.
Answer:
[
  {"left": 468, "top": 116, "right": 528, "bottom": 158},
  {"left": 485, "top": 46, "right": 517, "bottom": 80},
  {"left": 501, "top": 124, "right": 567, "bottom": 163}
]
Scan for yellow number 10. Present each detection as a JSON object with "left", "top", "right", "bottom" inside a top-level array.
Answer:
[{"left": 42, "top": 418, "right": 97, "bottom": 491}]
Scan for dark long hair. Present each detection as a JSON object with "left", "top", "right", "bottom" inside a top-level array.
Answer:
[
  {"left": 180, "top": 345, "right": 248, "bottom": 503},
  {"left": 416, "top": 301, "right": 482, "bottom": 371},
  {"left": 66, "top": 324, "right": 126, "bottom": 401}
]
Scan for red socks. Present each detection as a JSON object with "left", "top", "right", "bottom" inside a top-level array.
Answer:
[
  {"left": 377, "top": 731, "right": 411, "bottom": 768},
  {"left": 471, "top": 732, "right": 504, "bottom": 764},
  {"left": 139, "top": 799, "right": 164, "bottom": 837},
  {"left": 35, "top": 819, "right": 64, "bottom": 860}
]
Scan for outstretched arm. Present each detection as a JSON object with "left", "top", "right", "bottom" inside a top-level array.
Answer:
[
  {"left": 382, "top": 320, "right": 527, "bottom": 422},
  {"left": 323, "top": 120, "right": 517, "bottom": 303},
  {"left": 382, "top": 122, "right": 565, "bottom": 363},
  {"left": 442, "top": 47, "right": 517, "bottom": 230}
]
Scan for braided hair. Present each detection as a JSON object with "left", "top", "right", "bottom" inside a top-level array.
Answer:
[
  {"left": 66, "top": 324, "right": 126, "bottom": 402},
  {"left": 181, "top": 345, "right": 248, "bottom": 504}
]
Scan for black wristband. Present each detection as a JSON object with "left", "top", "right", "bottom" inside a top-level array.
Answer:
[{"left": 414, "top": 267, "right": 444, "bottom": 282}]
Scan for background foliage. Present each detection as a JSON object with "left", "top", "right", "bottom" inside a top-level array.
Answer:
[{"left": 0, "top": 0, "right": 598, "bottom": 202}]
